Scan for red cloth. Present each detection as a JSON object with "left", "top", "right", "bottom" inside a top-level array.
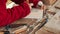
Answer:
[
  {"left": 11, "top": 0, "right": 26, "bottom": 4},
  {"left": 29, "top": 0, "right": 41, "bottom": 7},
  {"left": 0, "top": 0, "right": 30, "bottom": 27}
]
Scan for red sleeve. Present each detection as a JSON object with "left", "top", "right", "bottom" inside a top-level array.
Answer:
[{"left": 0, "top": 0, "right": 30, "bottom": 27}]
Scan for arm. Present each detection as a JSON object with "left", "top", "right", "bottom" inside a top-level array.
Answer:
[
  {"left": 0, "top": 0, "right": 30, "bottom": 27},
  {"left": 0, "top": 0, "right": 9, "bottom": 27}
]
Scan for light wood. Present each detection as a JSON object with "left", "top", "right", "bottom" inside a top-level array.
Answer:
[
  {"left": 12, "top": 26, "right": 27, "bottom": 34},
  {"left": 0, "top": 32, "right": 4, "bottom": 34},
  {"left": 42, "top": 0, "right": 57, "bottom": 5},
  {"left": 55, "top": 2, "right": 60, "bottom": 9}
]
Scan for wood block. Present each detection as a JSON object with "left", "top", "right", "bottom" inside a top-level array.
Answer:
[{"left": 25, "top": 8, "right": 43, "bottom": 20}]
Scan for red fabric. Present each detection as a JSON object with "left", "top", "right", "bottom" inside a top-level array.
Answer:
[
  {"left": 29, "top": 0, "right": 41, "bottom": 7},
  {"left": 11, "top": 0, "right": 26, "bottom": 4},
  {"left": 0, "top": 0, "right": 30, "bottom": 27}
]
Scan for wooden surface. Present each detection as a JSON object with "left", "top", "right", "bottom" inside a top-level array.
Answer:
[
  {"left": 55, "top": 2, "right": 60, "bottom": 9},
  {"left": 45, "top": 11, "right": 60, "bottom": 34},
  {"left": 36, "top": 27, "right": 55, "bottom": 34},
  {"left": 8, "top": 18, "right": 38, "bottom": 34},
  {"left": 42, "top": 0, "right": 57, "bottom": 5},
  {"left": 12, "top": 18, "right": 37, "bottom": 25},
  {"left": 10, "top": 26, "right": 27, "bottom": 34},
  {"left": 0, "top": 32, "right": 4, "bottom": 34},
  {"left": 0, "top": 18, "right": 38, "bottom": 34}
]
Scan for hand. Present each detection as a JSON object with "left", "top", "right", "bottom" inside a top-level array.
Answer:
[{"left": 40, "top": 5, "right": 47, "bottom": 10}]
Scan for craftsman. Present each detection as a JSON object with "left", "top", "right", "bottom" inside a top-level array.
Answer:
[{"left": 0, "top": 0, "right": 30, "bottom": 27}]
